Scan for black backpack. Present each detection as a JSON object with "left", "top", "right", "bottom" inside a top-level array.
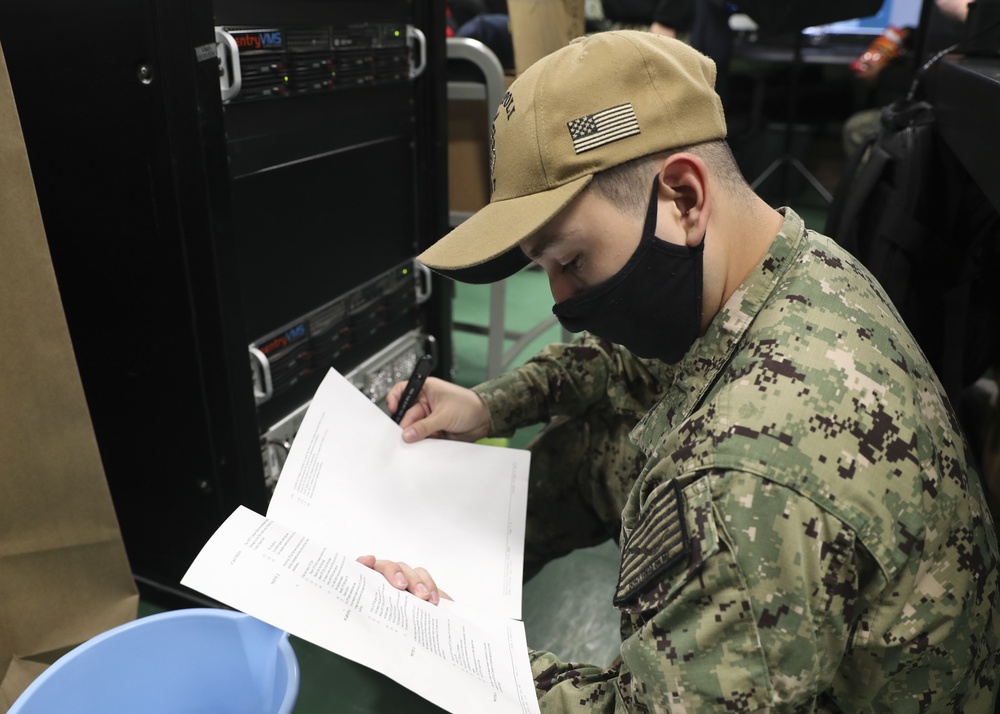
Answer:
[{"left": 826, "top": 97, "right": 1000, "bottom": 408}]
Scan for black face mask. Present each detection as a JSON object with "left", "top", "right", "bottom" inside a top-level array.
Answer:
[{"left": 552, "top": 179, "right": 704, "bottom": 363}]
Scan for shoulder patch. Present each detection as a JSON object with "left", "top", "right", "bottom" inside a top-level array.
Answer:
[{"left": 614, "top": 479, "right": 689, "bottom": 606}]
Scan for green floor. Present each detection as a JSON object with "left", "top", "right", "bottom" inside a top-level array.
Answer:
[{"left": 140, "top": 200, "right": 831, "bottom": 713}]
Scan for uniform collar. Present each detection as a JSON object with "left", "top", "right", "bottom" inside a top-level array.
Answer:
[{"left": 630, "top": 208, "right": 808, "bottom": 453}]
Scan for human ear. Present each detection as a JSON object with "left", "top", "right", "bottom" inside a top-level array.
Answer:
[{"left": 656, "top": 154, "right": 709, "bottom": 247}]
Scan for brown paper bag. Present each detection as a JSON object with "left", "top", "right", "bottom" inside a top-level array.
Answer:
[
  {"left": 507, "top": 0, "right": 586, "bottom": 76},
  {"left": 0, "top": 43, "right": 138, "bottom": 710}
]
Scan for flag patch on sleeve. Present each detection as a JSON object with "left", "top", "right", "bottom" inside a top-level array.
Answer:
[
  {"left": 567, "top": 103, "right": 640, "bottom": 154},
  {"left": 614, "top": 479, "right": 689, "bottom": 606}
]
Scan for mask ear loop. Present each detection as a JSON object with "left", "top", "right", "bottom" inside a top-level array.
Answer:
[
  {"left": 642, "top": 176, "right": 660, "bottom": 236},
  {"left": 646, "top": 173, "right": 705, "bottom": 349}
]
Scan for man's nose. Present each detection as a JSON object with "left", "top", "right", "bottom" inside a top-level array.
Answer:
[{"left": 546, "top": 271, "right": 574, "bottom": 305}]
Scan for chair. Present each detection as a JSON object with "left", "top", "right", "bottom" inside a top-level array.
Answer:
[
  {"left": 446, "top": 37, "right": 568, "bottom": 379},
  {"left": 8, "top": 608, "right": 299, "bottom": 714}
]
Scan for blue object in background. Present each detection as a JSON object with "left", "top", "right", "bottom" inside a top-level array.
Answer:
[
  {"left": 457, "top": 13, "right": 515, "bottom": 69},
  {"left": 9, "top": 608, "right": 299, "bottom": 714}
]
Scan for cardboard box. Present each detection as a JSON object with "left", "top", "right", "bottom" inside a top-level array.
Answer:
[{"left": 448, "top": 98, "right": 493, "bottom": 215}]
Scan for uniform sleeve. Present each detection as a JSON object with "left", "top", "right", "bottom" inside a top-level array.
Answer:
[
  {"left": 527, "top": 470, "right": 869, "bottom": 712},
  {"left": 472, "top": 334, "right": 667, "bottom": 437}
]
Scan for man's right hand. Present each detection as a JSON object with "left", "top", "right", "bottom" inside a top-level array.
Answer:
[{"left": 386, "top": 376, "right": 491, "bottom": 443}]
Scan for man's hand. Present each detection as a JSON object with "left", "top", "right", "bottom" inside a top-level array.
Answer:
[
  {"left": 386, "top": 376, "right": 491, "bottom": 443},
  {"left": 356, "top": 555, "right": 451, "bottom": 605},
  {"left": 935, "top": 0, "right": 970, "bottom": 22},
  {"left": 649, "top": 21, "right": 678, "bottom": 38}
]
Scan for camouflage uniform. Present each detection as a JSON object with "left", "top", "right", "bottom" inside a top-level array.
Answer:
[
  {"left": 475, "top": 334, "right": 674, "bottom": 580},
  {"left": 475, "top": 209, "right": 1000, "bottom": 712}
]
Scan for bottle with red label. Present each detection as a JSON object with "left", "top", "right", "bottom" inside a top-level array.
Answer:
[{"left": 851, "top": 25, "right": 910, "bottom": 79}]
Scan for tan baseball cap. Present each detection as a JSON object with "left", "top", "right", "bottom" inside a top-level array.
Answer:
[{"left": 419, "top": 30, "right": 727, "bottom": 284}]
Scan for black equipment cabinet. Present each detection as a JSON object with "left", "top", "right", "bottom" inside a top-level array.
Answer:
[{"left": 0, "top": 0, "right": 449, "bottom": 603}]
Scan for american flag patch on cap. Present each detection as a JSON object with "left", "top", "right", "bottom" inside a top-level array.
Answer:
[{"left": 566, "top": 103, "right": 640, "bottom": 154}]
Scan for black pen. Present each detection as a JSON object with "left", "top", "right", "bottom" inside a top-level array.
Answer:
[{"left": 392, "top": 354, "right": 433, "bottom": 424}]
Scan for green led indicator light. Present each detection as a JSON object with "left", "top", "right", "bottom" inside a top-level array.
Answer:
[
  {"left": 402, "top": 268, "right": 409, "bottom": 275},
  {"left": 394, "top": 30, "right": 400, "bottom": 37},
  {"left": 283, "top": 75, "right": 289, "bottom": 82}
]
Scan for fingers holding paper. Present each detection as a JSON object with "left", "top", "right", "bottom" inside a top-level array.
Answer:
[
  {"left": 385, "top": 377, "right": 491, "bottom": 444},
  {"left": 356, "top": 555, "right": 452, "bottom": 606}
]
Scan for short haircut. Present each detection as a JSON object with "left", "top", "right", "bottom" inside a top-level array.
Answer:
[{"left": 588, "top": 139, "right": 751, "bottom": 220}]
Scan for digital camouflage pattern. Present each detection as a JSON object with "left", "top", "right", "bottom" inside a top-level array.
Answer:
[
  {"left": 475, "top": 332, "right": 674, "bottom": 579},
  {"left": 475, "top": 209, "right": 1000, "bottom": 712}
]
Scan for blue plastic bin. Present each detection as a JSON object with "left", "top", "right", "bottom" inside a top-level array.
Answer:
[{"left": 9, "top": 608, "right": 299, "bottom": 714}]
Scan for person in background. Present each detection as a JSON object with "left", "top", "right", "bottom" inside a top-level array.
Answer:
[
  {"left": 598, "top": 0, "right": 695, "bottom": 38},
  {"left": 447, "top": 0, "right": 507, "bottom": 30},
  {"left": 455, "top": 12, "right": 515, "bottom": 70},
  {"left": 446, "top": 1, "right": 515, "bottom": 70},
  {"left": 454, "top": 0, "right": 695, "bottom": 73},
  {"left": 364, "top": 31, "right": 998, "bottom": 711},
  {"left": 843, "top": 0, "right": 968, "bottom": 157}
]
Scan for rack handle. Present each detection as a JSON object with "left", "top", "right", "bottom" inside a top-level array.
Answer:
[
  {"left": 407, "top": 25, "right": 427, "bottom": 79},
  {"left": 215, "top": 27, "right": 243, "bottom": 102}
]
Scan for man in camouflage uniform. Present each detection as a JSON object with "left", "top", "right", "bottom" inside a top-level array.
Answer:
[
  {"left": 501, "top": 337, "right": 671, "bottom": 581},
  {"left": 372, "top": 31, "right": 1000, "bottom": 711}
]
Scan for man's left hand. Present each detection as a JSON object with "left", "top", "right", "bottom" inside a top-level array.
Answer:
[{"left": 356, "top": 555, "right": 451, "bottom": 606}]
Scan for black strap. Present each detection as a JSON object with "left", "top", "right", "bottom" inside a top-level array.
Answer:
[{"left": 826, "top": 131, "right": 878, "bottom": 245}]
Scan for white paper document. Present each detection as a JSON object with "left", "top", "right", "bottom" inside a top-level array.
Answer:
[{"left": 182, "top": 367, "right": 538, "bottom": 714}]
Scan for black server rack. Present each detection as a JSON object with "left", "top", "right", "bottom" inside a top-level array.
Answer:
[{"left": 0, "top": 0, "right": 450, "bottom": 604}]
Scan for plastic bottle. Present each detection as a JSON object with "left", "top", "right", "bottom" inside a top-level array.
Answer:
[{"left": 851, "top": 25, "right": 909, "bottom": 77}]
